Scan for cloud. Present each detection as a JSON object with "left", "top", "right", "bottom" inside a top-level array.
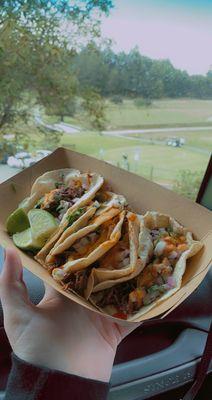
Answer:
[{"left": 101, "top": 0, "right": 212, "bottom": 75}]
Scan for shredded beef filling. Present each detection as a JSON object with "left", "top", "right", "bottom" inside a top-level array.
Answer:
[
  {"left": 96, "top": 280, "right": 137, "bottom": 313},
  {"left": 41, "top": 184, "right": 85, "bottom": 216},
  {"left": 63, "top": 266, "right": 93, "bottom": 296}
]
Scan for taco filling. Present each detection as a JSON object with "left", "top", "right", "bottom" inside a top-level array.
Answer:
[
  {"left": 96, "top": 219, "right": 130, "bottom": 270},
  {"left": 50, "top": 216, "right": 120, "bottom": 271},
  {"left": 93, "top": 227, "right": 188, "bottom": 318},
  {"left": 62, "top": 265, "right": 94, "bottom": 296},
  {"left": 35, "top": 180, "right": 87, "bottom": 220}
]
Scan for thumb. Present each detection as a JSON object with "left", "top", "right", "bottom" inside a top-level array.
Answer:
[{"left": 0, "top": 248, "right": 33, "bottom": 314}]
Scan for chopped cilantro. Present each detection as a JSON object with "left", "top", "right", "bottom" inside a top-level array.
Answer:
[
  {"left": 34, "top": 197, "right": 44, "bottom": 209},
  {"left": 55, "top": 181, "right": 63, "bottom": 189},
  {"left": 65, "top": 208, "right": 85, "bottom": 229},
  {"left": 148, "top": 285, "right": 159, "bottom": 293}
]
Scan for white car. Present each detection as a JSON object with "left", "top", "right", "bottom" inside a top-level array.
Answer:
[
  {"left": 7, "top": 150, "right": 52, "bottom": 169},
  {"left": 7, "top": 152, "right": 36, "bottom": 169},
  {"left": 35, "top": 150, "right": 52, "bottom": 160}
]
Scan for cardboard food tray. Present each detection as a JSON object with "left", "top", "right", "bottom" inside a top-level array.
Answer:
[{"left": 0, "top": 147, "right": 211, "bottom": 324}]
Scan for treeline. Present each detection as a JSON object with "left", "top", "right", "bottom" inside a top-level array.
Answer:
[
  {"left": 73, "top": 44, "right": 212, "bottom": 99},
  {"left": 1, "top": 0, "right": 212, "bottom": 138}
]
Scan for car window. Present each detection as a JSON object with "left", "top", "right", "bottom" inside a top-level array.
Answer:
[{"left": 0, "top": 1, "right": 211, "bottom": 201}]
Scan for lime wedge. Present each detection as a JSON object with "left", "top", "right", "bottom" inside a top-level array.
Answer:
[
  {"left": 13, "top": 228, "right": 42, "bottom": 250},
  {"left": 6, "top": 208, "right": 30, "bottom": 235},
  {"left": 28, "top": 209, "right": 58, "bottom": 248}
]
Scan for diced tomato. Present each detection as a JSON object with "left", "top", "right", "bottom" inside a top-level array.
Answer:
[{"left": 113, "top": 312, "right": 128, "bottom": 320}]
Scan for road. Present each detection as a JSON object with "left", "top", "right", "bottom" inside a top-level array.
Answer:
[
  {"left": 35, "top": 115, "right": 80, "bottom": 134},
  {"left": 102, "top": 125, "right": 212, "bottom": 135},
  {"left": 35, "top": 115, "right": 211, "bottom": 155}
]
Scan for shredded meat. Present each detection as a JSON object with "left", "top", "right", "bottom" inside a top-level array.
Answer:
[
  {"left": 96, "top": 279, "right": 136, "bottom": 313},
  {"left": 63, "top": 267, "right": 92, "bottom": 296},
  {"left": 58, "top": 185, "right": 85, "bottom": 202},
  {"left": 42, "top": 184, "right": 85, "bottom": 215}
]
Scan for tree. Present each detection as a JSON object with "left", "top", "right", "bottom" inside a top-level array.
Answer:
[
  {"left": 36, "top": 48, "right": 78, "bottom": 122},
  {"left": 82, "top": 89, "right": 106, "bottom": 131},
  {"left": 0, "top": 1, "right": 113, "bottom": 133},
  {"left": 73, "top": 43, "right": 110, "bottom": 95}
]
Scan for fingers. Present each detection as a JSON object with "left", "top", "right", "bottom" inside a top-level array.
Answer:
[{"left": 0, "top": 248, "right": 33, "bottom": 313}]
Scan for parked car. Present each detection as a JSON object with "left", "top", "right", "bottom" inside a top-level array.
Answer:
[
  {"left": 166, "top": 137, "right": 185, "bottom": 147},
  {"left": 7, "top": 152, "right": 36, "bottom": 169},
  {"left": 35, "top": 149, "right": 52, "bottom": 160},
  {"left": 166, "top": 138, "right": 181, "bottom": 147},
  {"left": 7, "top": 149, "right": 52, "bottom": 169}
]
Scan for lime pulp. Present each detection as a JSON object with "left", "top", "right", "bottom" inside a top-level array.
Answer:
[{"left": 6, "top": 208, "right": 30, "bottom": 235}]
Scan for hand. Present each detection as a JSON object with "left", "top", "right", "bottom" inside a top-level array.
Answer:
[{"left": 0, "top": 248, "right": 140, "bottom": 382}]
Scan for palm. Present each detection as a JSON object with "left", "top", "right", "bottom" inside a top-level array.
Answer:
[{"left": 0, "top": 249, "right": 139, "bottom": 381}]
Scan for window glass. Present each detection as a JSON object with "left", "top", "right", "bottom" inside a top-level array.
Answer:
[{"left": 0, "top": 1, "right": 211, "bottom": 201}]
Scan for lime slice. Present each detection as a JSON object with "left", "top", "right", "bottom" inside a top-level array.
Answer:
[
  {"left": 28, "top": 209, "right": 58, "bottom": 248},
  {"left": 6, "top": 208, "right": 30, "bottom": 235},
  {"left": 13, "top": 228, "right": 42, "bottom": 250}
]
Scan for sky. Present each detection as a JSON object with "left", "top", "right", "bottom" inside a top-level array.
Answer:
[{"left": 101, "top": 0, "right": 212, "bottom": 75}]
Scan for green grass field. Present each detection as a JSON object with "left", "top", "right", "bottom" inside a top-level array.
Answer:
[
  {"left": 130, "top": 129, "right": 212, "bottom": 150},
  {"left": 105, "top": 98, "right": 212, "bottom": 129},
  {"left": 42, "top": 98, "right": 212, "bottom": 197},
  {"left": 44, "top": 98, "right": 212, "bottom": 130},
  {"left": 61, "top": 131, "right": 210, "bottom": 186}
]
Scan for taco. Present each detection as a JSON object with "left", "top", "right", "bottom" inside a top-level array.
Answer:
[
  {"left": 35, "top": 201, "right": 100, "bottom": 266},
  {"left": 85, "top": 212, "right": 142, "bottom": 299},
  {"left": 50, "top": 209, "right": 126, "bottom": 281},
  {"left": 31, "top": 170, "right": 103, "bottom": 263},
  {"left": 39, "top": 191, "right": 127, "bottom": 265},
  {"left": 89, "top": 211, "right": 203, "bottom": 320},
  {"left": 20, "top": 169, "right": 103, "bottom": 218}
]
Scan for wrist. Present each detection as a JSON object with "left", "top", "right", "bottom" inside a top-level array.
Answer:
[
  {"left": 14, "top": 344, "right": 116, "bottom": 382},
  {"left": 66, "top": 345, "right": 116, "bottom": 382}
]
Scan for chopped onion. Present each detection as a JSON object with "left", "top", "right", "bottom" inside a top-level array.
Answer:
[
  {"left": 72, "top": 197, "right": 80, "bottom": 204},
  {"left": 167, "top": 276, "right": 176, "bottom": 288},
  {"left": 169, "top": 251, "right": 178, "bottom": 260},
  {"left": 154, "top": 240, "right": 166, "bottom": 256}
]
